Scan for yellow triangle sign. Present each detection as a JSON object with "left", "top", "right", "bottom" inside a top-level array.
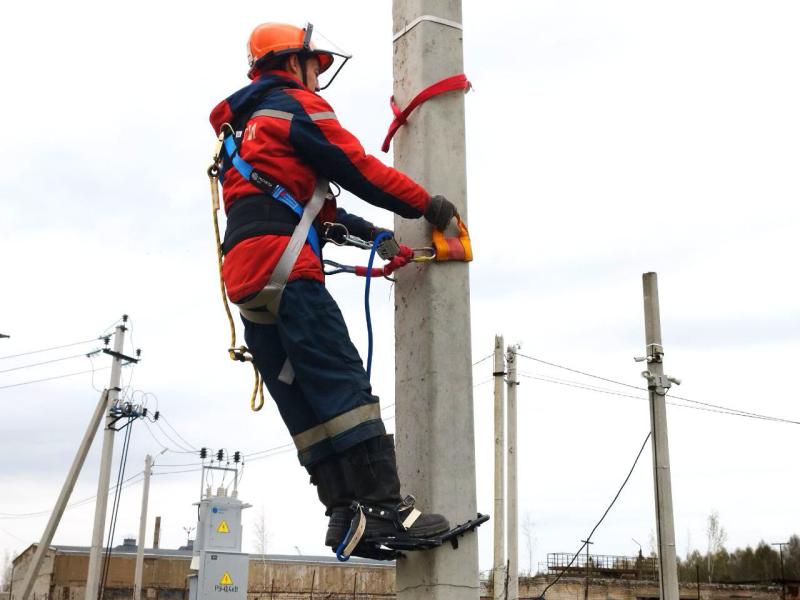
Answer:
[
  {"left": 217, "top": 520, "right": 229, "bottom": 533},
  {"left": 219, "top": 572, "right": 233, "bottom": 586}
]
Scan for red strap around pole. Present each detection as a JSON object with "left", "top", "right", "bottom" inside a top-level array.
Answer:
[{"left": 381, "top": 74, "right": 471, "bottom": 153}]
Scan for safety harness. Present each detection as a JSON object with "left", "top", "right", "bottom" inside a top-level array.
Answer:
[
  {"left": 209, "top": 125, "right": 329, "bottom": 411},
  {"left": 208, "top": 102, "right": 474, "bottom": 412}
]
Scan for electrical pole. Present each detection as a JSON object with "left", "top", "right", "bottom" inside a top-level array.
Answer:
[
  {"left": 392, "top": 0, "right": 479, "bottom": 597},
  {"left": 134, "top": 455, "right": 153, "bottom": 600},
  {"left": 506, "top": 346, "right": 519, "bottom": 600},
  {"left": 493, "top": 335, "right": 506, "bottom": 600},
  {"left": 85, "top": 323, "right": 127, "bottom": 600},
  {"left": 772, "top": 542, "right": 788, "bottom": 600},
  {"left": 153, "top": 517, "right": 161, "bottom": 549},
  {"left": 19, "top": 390, "right": 110, "bottom": 600},
  {"left": 639, "top": 273, "right": 680, "bottom": 600},
  {"left": 581, "top": 540, "right": 594, "bottom": 600}
]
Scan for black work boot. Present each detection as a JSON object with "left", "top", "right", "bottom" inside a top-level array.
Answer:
[
  {"left": 342, "top": 434, "right": 450, "bottom": 542},
  {"left": 306, "top": 455, "right": 354, "bottom": 547}
]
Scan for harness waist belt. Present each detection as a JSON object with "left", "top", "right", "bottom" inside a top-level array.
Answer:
[{"left": 222, "top": 194, "right": 322, "bottom": 255}]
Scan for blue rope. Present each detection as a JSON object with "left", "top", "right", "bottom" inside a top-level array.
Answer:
[{"left": 365, "top": 232, "right": 391, "bottom": 379}]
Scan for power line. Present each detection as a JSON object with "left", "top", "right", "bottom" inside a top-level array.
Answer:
[
  {"left": 0, "top": 366, "right": 111, "bottom": 390},
  {"left": 141, "top": 419, "right": 195, "bottom": 454},
  {"left": 517, "top": 354, "right": 800, "bottom": 426},
  {"left": 473, "top": 353, "right": 493, "bottom": 367},
  {"left": 154, "top": 419, "right": 195, "bottom": 453},
  {"left": 0, "top": 471, "right": 144, "bottom": 520},
  {"left": 520, "top": 371, "right": 800, "bottom": 425},
  {"left": 0, "top": 352, "right": 99, "bottom": 374},
  {"left": 0, "top": 337, "right": 103, "bottom": 361},
  {"left": 517, "top": 352, "right": 645, "bottom": 392},
  {"left": 159, "top": 413, "right": 199, "bottom": 451},
  {"left": 540, "top": 432, "right": 651, "bottom": 599}
]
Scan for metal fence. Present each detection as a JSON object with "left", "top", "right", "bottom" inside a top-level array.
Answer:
[{"left": 546, "top": 552, "right": 658, "bottom": 580}]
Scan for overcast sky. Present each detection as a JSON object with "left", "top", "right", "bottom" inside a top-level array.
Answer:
[{"left": 2, "top": 0, "right": 799, "bottom": 576}]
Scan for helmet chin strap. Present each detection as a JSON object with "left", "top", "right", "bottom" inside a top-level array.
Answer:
[{"left": 299, "top": 53, "right": 308, "bottom": 88}]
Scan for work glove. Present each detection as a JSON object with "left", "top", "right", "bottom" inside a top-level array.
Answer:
[
  {"left": 424, "top": 195, "right": 457, "bottom": 231},
  {"left": 372, "top": 227, "right": 401, "bottom": 260}
]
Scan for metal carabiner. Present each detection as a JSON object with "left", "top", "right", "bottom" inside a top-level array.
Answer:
[
  {"left": 322, "top": 222, "right": 373, "bottom": 250},
  {"left": 410, "top": 247, "right": 437, "bottom": 262},
  {"left": 322, "top": 222, "right": 350, "bottom": 246},
  {"left": 322, "top": 259, "right": 356, "bottom": 276}
]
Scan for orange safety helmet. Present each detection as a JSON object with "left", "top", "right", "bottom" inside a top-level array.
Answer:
[{"left": 246, "top": 22, "right": 349, "bottom": 88}]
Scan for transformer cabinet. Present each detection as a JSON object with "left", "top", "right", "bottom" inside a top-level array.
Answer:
[{"left": 188, "top": 464, "right": 251, "bottom": 600}]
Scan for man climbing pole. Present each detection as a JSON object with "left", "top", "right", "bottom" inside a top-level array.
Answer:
[{"left": 208, "top": 22, "right": 460, "bottom": 558}]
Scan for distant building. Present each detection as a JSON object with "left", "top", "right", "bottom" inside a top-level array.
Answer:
[
  {"left": 10, "top": 544, "right": 795, "bottom": 600},
  {"left": 10, "top": 543, "right": 393, "bottom": 600}
]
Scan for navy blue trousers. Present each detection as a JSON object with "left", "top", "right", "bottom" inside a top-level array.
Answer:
[{"left": 242, "top": 279, "right": 385, "bottom": 466}]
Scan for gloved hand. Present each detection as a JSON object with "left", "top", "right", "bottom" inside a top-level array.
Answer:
[
  {"left": 424, "top": 195, "right": 457, "bottom": 231},
  {"left": 372, "top": 227, "right": 401, "bottom": 260}
]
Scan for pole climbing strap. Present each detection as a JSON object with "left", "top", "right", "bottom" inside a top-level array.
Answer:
[
  {"left": 432, "top": 215, "right": 473, "bottom": 262},
  {"left": 381, "top": 74, "right": 471, "bottom": 153}
]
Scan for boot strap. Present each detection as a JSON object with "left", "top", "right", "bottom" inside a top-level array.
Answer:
[
  {"left": 337, "top": 503, "right": 367, "bottom": 562},
  {"left": 400, "top": 507, "right": 422, "bottom": 529},
  {"left": 360, "top": 495, "right": 422, "bottom": 531}
]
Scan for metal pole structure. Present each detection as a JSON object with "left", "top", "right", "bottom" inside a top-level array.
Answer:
[
  {"left": 19, "top": 389, "right": 110, "bottom": 600},
  {"left": 133, "top": 455, "right": 153, "bottom": 600},
  {"left": 581, "top": 540, "right": 594, "bottom": 600},
  {"left": 506, "top": 346, "right": 519, "bottom": 600},
  {"left": 391, "top": 0, "right": 479, "bottom": 597},
  {"left": 641, "top": 273, "right": 679, "bottom": 600},
  {"left": 772, "top": 542, "right": 788, "bottom": 600},
  {"left": 85, "top": 323, "right": 127, "bottom": 600},
  {"left": 493, "top": 335, "right": 506, "bottom": 600}
]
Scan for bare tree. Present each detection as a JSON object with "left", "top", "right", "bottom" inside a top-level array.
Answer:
[
  {"left": 706, "top": 510, "right": 727, "bottom": 582},
  {"left": 521, "top": 512, "right": 536, "bottom": 576},
  {"left": 252, "top": 508, "right": 270, "bottom": 593},
  {"left": 648, "top": 530, "right": 658, "bottom": 557}
]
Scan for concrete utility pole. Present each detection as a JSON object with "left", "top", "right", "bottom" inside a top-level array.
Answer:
[
  {"left": 391, "top": 0, "right": 479, "bottom": 597},
  {"left": 18, "top": 389, "right": 110, "bottom": 600},
  {"left": 493, "top": 335, "right": 506, "bottom": 600},
  {"left": 85, "top": 324, "right": 127, "bottom": 600},
  {"left": 134, "top": 455, "right": 153, "bottom": 600},
  {"left": 506, "top": 346, "right": 519, "bottom": 600},
  {"left": 640, "top": 273, "right": 679, "bottom": 600},
  {"left": 153, "top": 517, "right": 161, "bottom": 549}
]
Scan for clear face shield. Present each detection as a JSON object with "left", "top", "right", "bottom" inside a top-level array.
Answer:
[{"left": 302, "top": 23, "right": 351, "bottom": 90}]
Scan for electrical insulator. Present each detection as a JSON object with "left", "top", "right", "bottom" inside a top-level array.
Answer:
[
  {"left": 216, "top": 449, "right": 224, "bottom": 462},
  {"left": 200, "top": 447, "right": 208, "bottom": 459},
  {"left": 153, "top": 411, "right": 160, "bottom": 421},
  {"left": 233, "top": 451, "right": 241, "bottom": 463}
]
